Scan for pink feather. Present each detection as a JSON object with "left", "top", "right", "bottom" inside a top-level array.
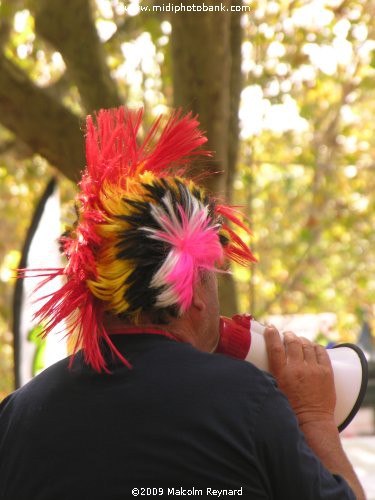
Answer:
[
  {"left": 147, "top": 203, "right": 223, "bottom": 312},
  {"left": 19, "top": 107, "right": 211, "bottom": 372}
]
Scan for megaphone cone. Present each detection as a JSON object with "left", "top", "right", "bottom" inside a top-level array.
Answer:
[
  {"left": 217, "top": 316, "right": 368, "bottom": 432},
  {"left": 328, "top": 343, "right": 368, "bottom": 432}
]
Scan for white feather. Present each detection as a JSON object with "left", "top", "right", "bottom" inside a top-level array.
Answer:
[{"left": 139, "top": 188, "right": 212, "bottom": 309}]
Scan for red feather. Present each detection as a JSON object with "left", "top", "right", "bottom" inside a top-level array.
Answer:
[
  {"left": 139, "top": 110, "right": 211, "bottom": 175},
  {"left": 19, "top": 107, "right": 211, "bottom": 373},
  {"left": 215, "top": 204, "right": 252, "bottom": 235},
  {"left": 221, "top": 223, "right": 257, "bottom": 266}
]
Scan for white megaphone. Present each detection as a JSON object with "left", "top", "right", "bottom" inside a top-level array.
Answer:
[{"left": 217, "top": 315, "right": 368, "bottom": 432}]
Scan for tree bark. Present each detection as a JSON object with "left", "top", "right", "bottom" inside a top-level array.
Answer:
[
  {"left": 0, "top": 0, "right": 124, "bottom": 179},
  {"left": 171, "top": 0, "right": 243, "bottom": 315},
  {"left": 222, "top": 4, "right": 244, "bottom": 315},
  {"left": 0, "top": 53, "right": 85, "bottom": 181},
  {"left": 171, "top": 0, "right": 231, "bottom": 197},
  {"left": 32, "top": 0, "right": 123, "bottom": 113}
]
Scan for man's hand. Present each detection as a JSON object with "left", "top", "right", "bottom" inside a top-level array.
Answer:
[
  {"left": 264, "top": 326, "right": 336, "bottom": 427},
  {"left": 264, "top": 325, "right": 366, "bottom": 499}
]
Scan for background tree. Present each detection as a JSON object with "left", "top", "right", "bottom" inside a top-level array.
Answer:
[
  {"left": 0, "top": 0, "right": 248, "bottom": 396},
  {"left": 235, "top": 0, "right": 375, "bottom": 339},
  {"left": 0, "top": 0, "right": 374, "bottom": 399}
]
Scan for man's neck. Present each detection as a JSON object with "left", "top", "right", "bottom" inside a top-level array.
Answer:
[{"left": 103, "top": 314, "right": 216, "bottom": 353}]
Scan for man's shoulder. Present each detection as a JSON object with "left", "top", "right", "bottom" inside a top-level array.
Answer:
[
  {"left": 200, "top": 348, "right": 272, "bottom": 380},
  {"left": 0, "top": 356, "right": 72, "bottom": 412},
  {"left": 182, "top": 341, "right": 274, "bottom": 379},
  {"left": 167, "top": 342, "right": 277, "bottom": 400}
]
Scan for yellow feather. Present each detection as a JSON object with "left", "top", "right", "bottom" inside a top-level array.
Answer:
[{"left": 85, "top": 175, "right": 209, "bottom": 316}]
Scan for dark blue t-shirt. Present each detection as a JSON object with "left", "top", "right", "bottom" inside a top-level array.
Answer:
[{"left": 0, "top": 334, "right": 355, "bottom": 500}]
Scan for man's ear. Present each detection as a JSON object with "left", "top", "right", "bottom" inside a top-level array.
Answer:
[{"left": 191, "top": 279, "right": 206, "bottom": 312}]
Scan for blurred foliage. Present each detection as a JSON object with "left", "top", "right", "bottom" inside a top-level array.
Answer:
[
  {"left": 0, "top": 142, "right": 76, "bottom": 399},
  {"left": 0, "top": 0, "right": 374, "bottom": 399},
  {"left": 236, "top": 0, "right": 375, "bottom": 340}
]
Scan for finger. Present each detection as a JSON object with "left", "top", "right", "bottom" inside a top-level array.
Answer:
[
  {"left": 264, "top": 326, "right": 285, "bottom": 376},
  {"left": 300, "top": 337, "right": 318, "bottom": 364},
  {"left": 283, "top": 331, "right": 304, "bottom": 365},
  {"left": 315, "top": 344, "right": 333, "bottom": 370}
]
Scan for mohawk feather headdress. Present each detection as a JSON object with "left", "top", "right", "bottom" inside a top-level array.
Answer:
[{"left": 21, "top": 107, "right": 256, "bottom": 372}]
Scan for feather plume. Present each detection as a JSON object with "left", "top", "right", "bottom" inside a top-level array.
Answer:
[
  {"left": 20, "top": 107, "right": 211, "bottom": 372},
  {"left": 142, "top": 192, "right": 223, "bottom": 312}
]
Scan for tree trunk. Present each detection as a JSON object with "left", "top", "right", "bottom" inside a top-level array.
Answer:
[
  {"left": 171, "top": 0, "right": 243, "bottom": 315},
  {"left": 171, "top": 0, "right": 231, "bottom": 197}
]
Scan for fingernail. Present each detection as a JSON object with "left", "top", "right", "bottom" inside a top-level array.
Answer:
[{"left": 284, "top": 331, "right": 295, "bottom": 339}]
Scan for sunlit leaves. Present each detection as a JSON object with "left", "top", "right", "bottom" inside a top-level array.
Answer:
[
  {"left": 239, "top": 0, "right": 375, "bottom": 342},
  {"left": 0, "top": 0, "right": 374, "bottom": 399}
]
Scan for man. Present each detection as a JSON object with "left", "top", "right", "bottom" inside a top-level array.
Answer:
[{"left": 0, "top": 108, "right": 365, "bottom": 499}]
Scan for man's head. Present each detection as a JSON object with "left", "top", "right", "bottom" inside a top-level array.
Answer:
[
  {"left": 72, "top": 172, "right": 225, "bottom": 353},
  {"left": 82, "top": 174, "right": 225, "bottom": 323},
  {"left": 27, "top": 107, "right": 256, "bottom": 371}
]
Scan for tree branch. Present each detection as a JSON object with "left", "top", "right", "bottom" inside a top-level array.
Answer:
[
  {"left": 0, "top": 138, "right": 16, "bottom": 155},
  {"left": 0, "top": 0, "right": 23, "bottom": 49},
  {"left": 105, "top": 6, "right": 169, "bottom": 49},
  {"left": 44, "top": 72, "right": 73, "bottom": 101},
  {"left": 32, "top": 0, "right": 122, "bottom": 113},
  {"left": 105, "top": 15, "right": 144, "bottom": 48},
  {"left": 0, "top": 52, "right": 85, "bottom": 181},
  {"left": 0, "top": 137, "right": 33, "bottom": 159}
]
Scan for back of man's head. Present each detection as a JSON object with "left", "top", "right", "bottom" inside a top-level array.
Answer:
[{"left": 22, "top": 107, "right": 256, "bottom": 372}]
